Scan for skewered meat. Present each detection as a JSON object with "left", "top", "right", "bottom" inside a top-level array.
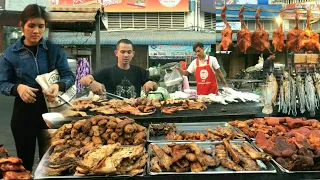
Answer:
[
  {"left": 3, "top": 171, "right": 32, "bottom": 180},
  {"left": 299, "top": 8, "right": 320, "bottom": 52},
  {"left": 237, "top": 5, "right": 251, "bottom": 53},
  {"left": 286, "top": 9, "right": 303, "bottom": 52},
  {"left": 272, "top": 7, "right": 286, "bottom": 52},
  {"left": 220, "top": 5, "right": 233, "bottom": 51},
  {"left": 251, "top": 7, "right": 271, "bottom": 53}
]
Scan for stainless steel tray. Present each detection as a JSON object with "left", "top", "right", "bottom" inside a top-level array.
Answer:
[
  {"left": 34, "top": 146, "right": 146, "bottom": 179},
  {"left": 147, "top": 141, "right": 277, "bottom": 175},
  {"left": 147, "top": 122, "right": 245, "bottom": 142},
  {"left": 250, "top": 141, "right": 319, "bottom": 173}
]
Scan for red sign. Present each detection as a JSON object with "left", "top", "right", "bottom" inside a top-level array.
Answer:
[{"left": 49, "top": 0, "right": 189, "bottom": 12}]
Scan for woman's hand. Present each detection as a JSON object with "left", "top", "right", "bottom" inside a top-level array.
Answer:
[
  {"left": 43, "top": 84, "right": 59, "bottom": 102},
  {"left": 17, "top": 84, "right": 39, "bottom": 103}
]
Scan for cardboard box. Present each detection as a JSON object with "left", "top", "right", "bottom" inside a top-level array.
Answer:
[
  {"left": 294, "top": 54, "right": 307, "bottom": 64},
  {"left": 306, "top": 54, "right": 318, "bottom": 64}
]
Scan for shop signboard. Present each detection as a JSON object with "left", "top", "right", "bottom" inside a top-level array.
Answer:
[
  {"left": 216, "top": 22, "right": 241, "bottom": 31},
  {"left": 285, "top": 3, "right": 320, "bottom": 19},
  {"left": 148, "top": 45, "right": 211, "bottom": 59},
  {"left": 49, "top": 0, "right": 189, "bottom": 12},
  {"left": 200, "top": 0, "right": 214, "bottom": 13}
]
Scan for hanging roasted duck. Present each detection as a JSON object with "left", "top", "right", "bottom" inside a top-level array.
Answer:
[
  {"left": 237, "top": 5, "right": 251, "bottom": 54},
  {"left": 220, "top": 5, "right": 233, "bottom": 51},
  {"left": 286, "top": 9, "right": 303, "bottom": 52},
  {"left": 251, "top": 6, "right": 271, "bottom": 53},
  {"left": 272, "top": 7, "right": 286, "bottom": 52},
  {"left": 299, "top": 8, "right": 320, "bottom": 52}
]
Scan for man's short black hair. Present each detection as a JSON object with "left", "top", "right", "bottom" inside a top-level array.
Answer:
[
  {"left": 193, "top": 42, "right": 204, "bottom": 51},
  {"left": 116, "top": 39, "right": 133, "bottom": 49}
]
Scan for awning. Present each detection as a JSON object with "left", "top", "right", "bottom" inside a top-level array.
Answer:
[
  {"left": 50, "top": 30, "right": 216, "bottom": 45},
  {"left": 47, "top": 4, "right": 101, "bottom": 12},
  {"left": 49, "top": 12, "right": 96, "bottom": 23}
]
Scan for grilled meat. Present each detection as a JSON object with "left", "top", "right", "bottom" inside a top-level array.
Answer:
[
  {"left": 237, "top": 5, "right": 251, "bottom": 53},
  {"left": 220, "top": 5, "right": 233, "bottom": 51},
  {"left": 286, "top": 9, "right": 302, "bottom": 52},
  {"left": 251, "top": 7, "right": 271, "bottom": 53},
  {"left": 272, "top": 7, "right": 286, "bottom": 52}
]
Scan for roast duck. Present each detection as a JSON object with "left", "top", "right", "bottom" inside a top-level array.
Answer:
[
  {"left": 220, "top": 5, "right": 233, "bottom": 51},
  {"left": 251, "top": 7, "right": 271, "bottom": 53},
  {"left": 286, "top": 9, "right": 303, "bottom": 52},
  {"left": 237, "top": 5, "right": 251, "bottom": 54},
  {"left": 299, "top": 8, "right": 320, "bottom": 52},
  {"left": 272, "top": 7, "right": 286, "bottom": 52}
]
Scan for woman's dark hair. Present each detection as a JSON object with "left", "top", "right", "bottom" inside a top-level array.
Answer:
[{"left": 21, "top": 4, "right": 48, "bottom": 27}]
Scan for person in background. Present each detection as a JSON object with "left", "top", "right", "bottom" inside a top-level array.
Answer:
[
  {"left": 176, "top": 42, "right": 228, "bottom": 95},
  {"left": 80, "top": 39, "right": 157, "bottom": 98},
  {"left": 262, "top": 53, "right": 275, "bottom": 79},
  {"left": 0, "top": 4, "right": 75, "bottom": 171}
]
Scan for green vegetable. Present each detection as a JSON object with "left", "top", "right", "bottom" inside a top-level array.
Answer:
[{"left": 141, "top": 87, "right": 170, "bottom": 100}]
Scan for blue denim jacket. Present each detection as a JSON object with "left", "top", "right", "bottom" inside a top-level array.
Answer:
[{"left": 0, "top": 36, "right": 75, "bottom": 96}]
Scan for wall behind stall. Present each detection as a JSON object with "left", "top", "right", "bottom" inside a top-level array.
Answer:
[{"left": 91, "top": 45, "right": 148, "bottom": 72}]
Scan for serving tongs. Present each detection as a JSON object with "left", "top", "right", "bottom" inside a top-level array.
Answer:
[{"left": 104, "top": 92, "right": 125, "bottom": 100}]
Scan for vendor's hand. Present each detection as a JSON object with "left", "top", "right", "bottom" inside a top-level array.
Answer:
[
  {"left": 90, "top": 81, "right": 105, "bottom": 95},
  {"left": 43, "top": 84, "right": 59, "bottom": 102},
  {"left": 223, "top": 84, "right": 229, "bottom": 88},
  {"left": 143, "top": 81, "right": 158, "bottom": 94},
  {"left": 17, "top": 84, "right": 38, "bottom": 103}
]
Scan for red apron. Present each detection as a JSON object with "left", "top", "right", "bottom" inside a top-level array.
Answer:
[{"left": 195, "top": 56, "right": 219, "bottom": 95}]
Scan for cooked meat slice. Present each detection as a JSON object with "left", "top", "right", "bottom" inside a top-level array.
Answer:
[
  {"left": 231, "top": 143, "right": 260, "bottom": 171},
  {"left": 241, "top": 141, "right": 271, "bottom": 161},
  {"left": 149, "top": 144, "right": 172, "bottom": 171},
  {"left": 0, "top": 157, "right": 22, "bottom": 165},
  {"left": 223, "top": 139, "right": 240, "bottom": 164},
  {"left": 3, "top": 171, "right": 32, "bottom": 180}
]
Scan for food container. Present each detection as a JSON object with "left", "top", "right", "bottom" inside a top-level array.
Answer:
[
  {"left": 147, "top": 122, "right": 244, "bottom": 142},
  {"left": 147, "top": 141, "right": 277, "bottom": 175}
]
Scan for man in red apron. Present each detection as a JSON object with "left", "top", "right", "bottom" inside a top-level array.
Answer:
[{"left": 176, "top": 42, "right": 228, "bottom": 95}]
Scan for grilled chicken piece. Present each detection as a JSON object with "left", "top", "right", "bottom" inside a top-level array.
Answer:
[
  {"left": 93, "top": 145, "right": 145, "bottom": 175},
  {"left": 0, "top": 157, "right": 22, "bottom": 165},
  {"left": 0, "top": 163, "right": 26, "bottom": 172},
  {"left": 237, "top": 5, "right": 251, "bottom": 53},
  {"left": 223, "top": 139, "right": 240, "bottom": 164},
  {"left": 196, "top": 152, "right": 219, "bottom": 167},
  {"left": 251, "top": 7, "right": 271, "bottom": 53},
  {"left": 299, "top": 8, "right": 320, "bottom": 52},
  {"left": 150, "top": 157, "right": 162, "bottom": 172},
  {"left": 190, "top": 162, "right": 203, "bottom": 172},
  {"left": 0, "top": 147, "right": 8, "bottom": 158},
  {"left": 117, "top": 153, "right": 148, "bottom": 174},
  {"left": 272, "top": 7, "right": 286, "bottom": 52},
  {"left": 230, "top": 143, "right": 260, "bottom": 171},
  {"left": 149, "top": 144, "right": 172, "bottom": 171},
  {"left": 188, "top": 142, "right": 202, "bottom": 155},
  {"left": 215, "top": 144, "right": 244, "bottom": 171},
  {"left": 3, "top": 171, "right": 32, "bottom": 180},
  {"left": 286, "top": 9, "right": 303, "bottom": 52},
  {"left": 241, "top": 141, "right": 271, "bottom": 161},
  {"left": 171, "top": 147, "right": 188, "bottom": 163},
  {"left": 220, "top": 5, "right": 233, "bottom": 51}
]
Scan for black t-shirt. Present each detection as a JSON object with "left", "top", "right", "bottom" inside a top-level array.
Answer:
[
  {"left": 25, "top": 45, "right": 38, "bottom": 56},
  {"left": 93, "top": 65, "right": 149, "bottom": 98}
]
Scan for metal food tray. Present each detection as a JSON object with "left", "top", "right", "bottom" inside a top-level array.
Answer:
[
  {"left": 250, "top": 141, "right": 320, "bottom": 173},
  {"left": 34, "top": 146, "right": 146, "bottom": 179},
  {"left": 147, "top": 141, "right": 277, "bottom": 175},
  {"left": 231, "top": 126, "right": 256, "bottom": 141},
  {"left": 147, "top": 122, "right": 245, "bottom": 142}
]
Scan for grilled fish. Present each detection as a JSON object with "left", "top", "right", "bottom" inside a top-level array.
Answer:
[
  {"left": 296, "top": 74, "right": 306, "bottom": 114},
  {"left": 262, "top": 73, "right": 278, "bottom": 114},
  {"left": 305, "top": 74, "right": 317, "bottom": 117}
]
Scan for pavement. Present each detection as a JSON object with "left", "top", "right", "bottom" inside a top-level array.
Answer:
[{"left": 0, "top": 94, "right": 40, "bottom": 173}]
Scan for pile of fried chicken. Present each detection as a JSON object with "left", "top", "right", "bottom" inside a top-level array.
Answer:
[
  {"left": 42, "top": 115, "right": 149, "bottom": 176},
  {"left": 165, "top": 125, "right": 245, "bottom": 141},
  {"left": 0, "top": 145, "right": 32, "bottom": 180},
  {"left": 51, "top": 115, "right": 147, "bottom": 148},
  {"left": 229, "top": 117, "right": 320, "bottom": 171},
  {"left": 149, "top": 141, "right": 270, "bottom": 173}
]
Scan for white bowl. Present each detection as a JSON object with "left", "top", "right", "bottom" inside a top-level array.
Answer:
[{"left": 42, "top": 112, "right": 65, "bottom": 129}]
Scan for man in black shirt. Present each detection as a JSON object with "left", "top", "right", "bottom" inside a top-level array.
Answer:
[
  {"left": 262, "top": 54, "right": 275, "bottom": 79},
  {"left": 80, "top": 39, "right": 158, "bottom": 98}
]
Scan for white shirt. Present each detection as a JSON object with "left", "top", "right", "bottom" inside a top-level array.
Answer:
[{"left": 187, "top": 55, "right": 220, "bottom": 74}]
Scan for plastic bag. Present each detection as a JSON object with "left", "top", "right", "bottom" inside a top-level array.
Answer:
[{"left": 164, "top": 68, "right": 183, "bottom": 87}]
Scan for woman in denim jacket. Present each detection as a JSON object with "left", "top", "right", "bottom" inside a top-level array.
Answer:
[{"left": 0, "top": 4, "right": 75, "bottom": 171}]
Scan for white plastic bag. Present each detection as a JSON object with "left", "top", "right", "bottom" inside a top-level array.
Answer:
[{"left": 164, "top": 68, "right": 183, "bottom": 87}]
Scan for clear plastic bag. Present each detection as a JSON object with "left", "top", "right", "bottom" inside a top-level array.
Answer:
[{"left": 164, "top": 68, "right": 183, "bottom": 87}]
